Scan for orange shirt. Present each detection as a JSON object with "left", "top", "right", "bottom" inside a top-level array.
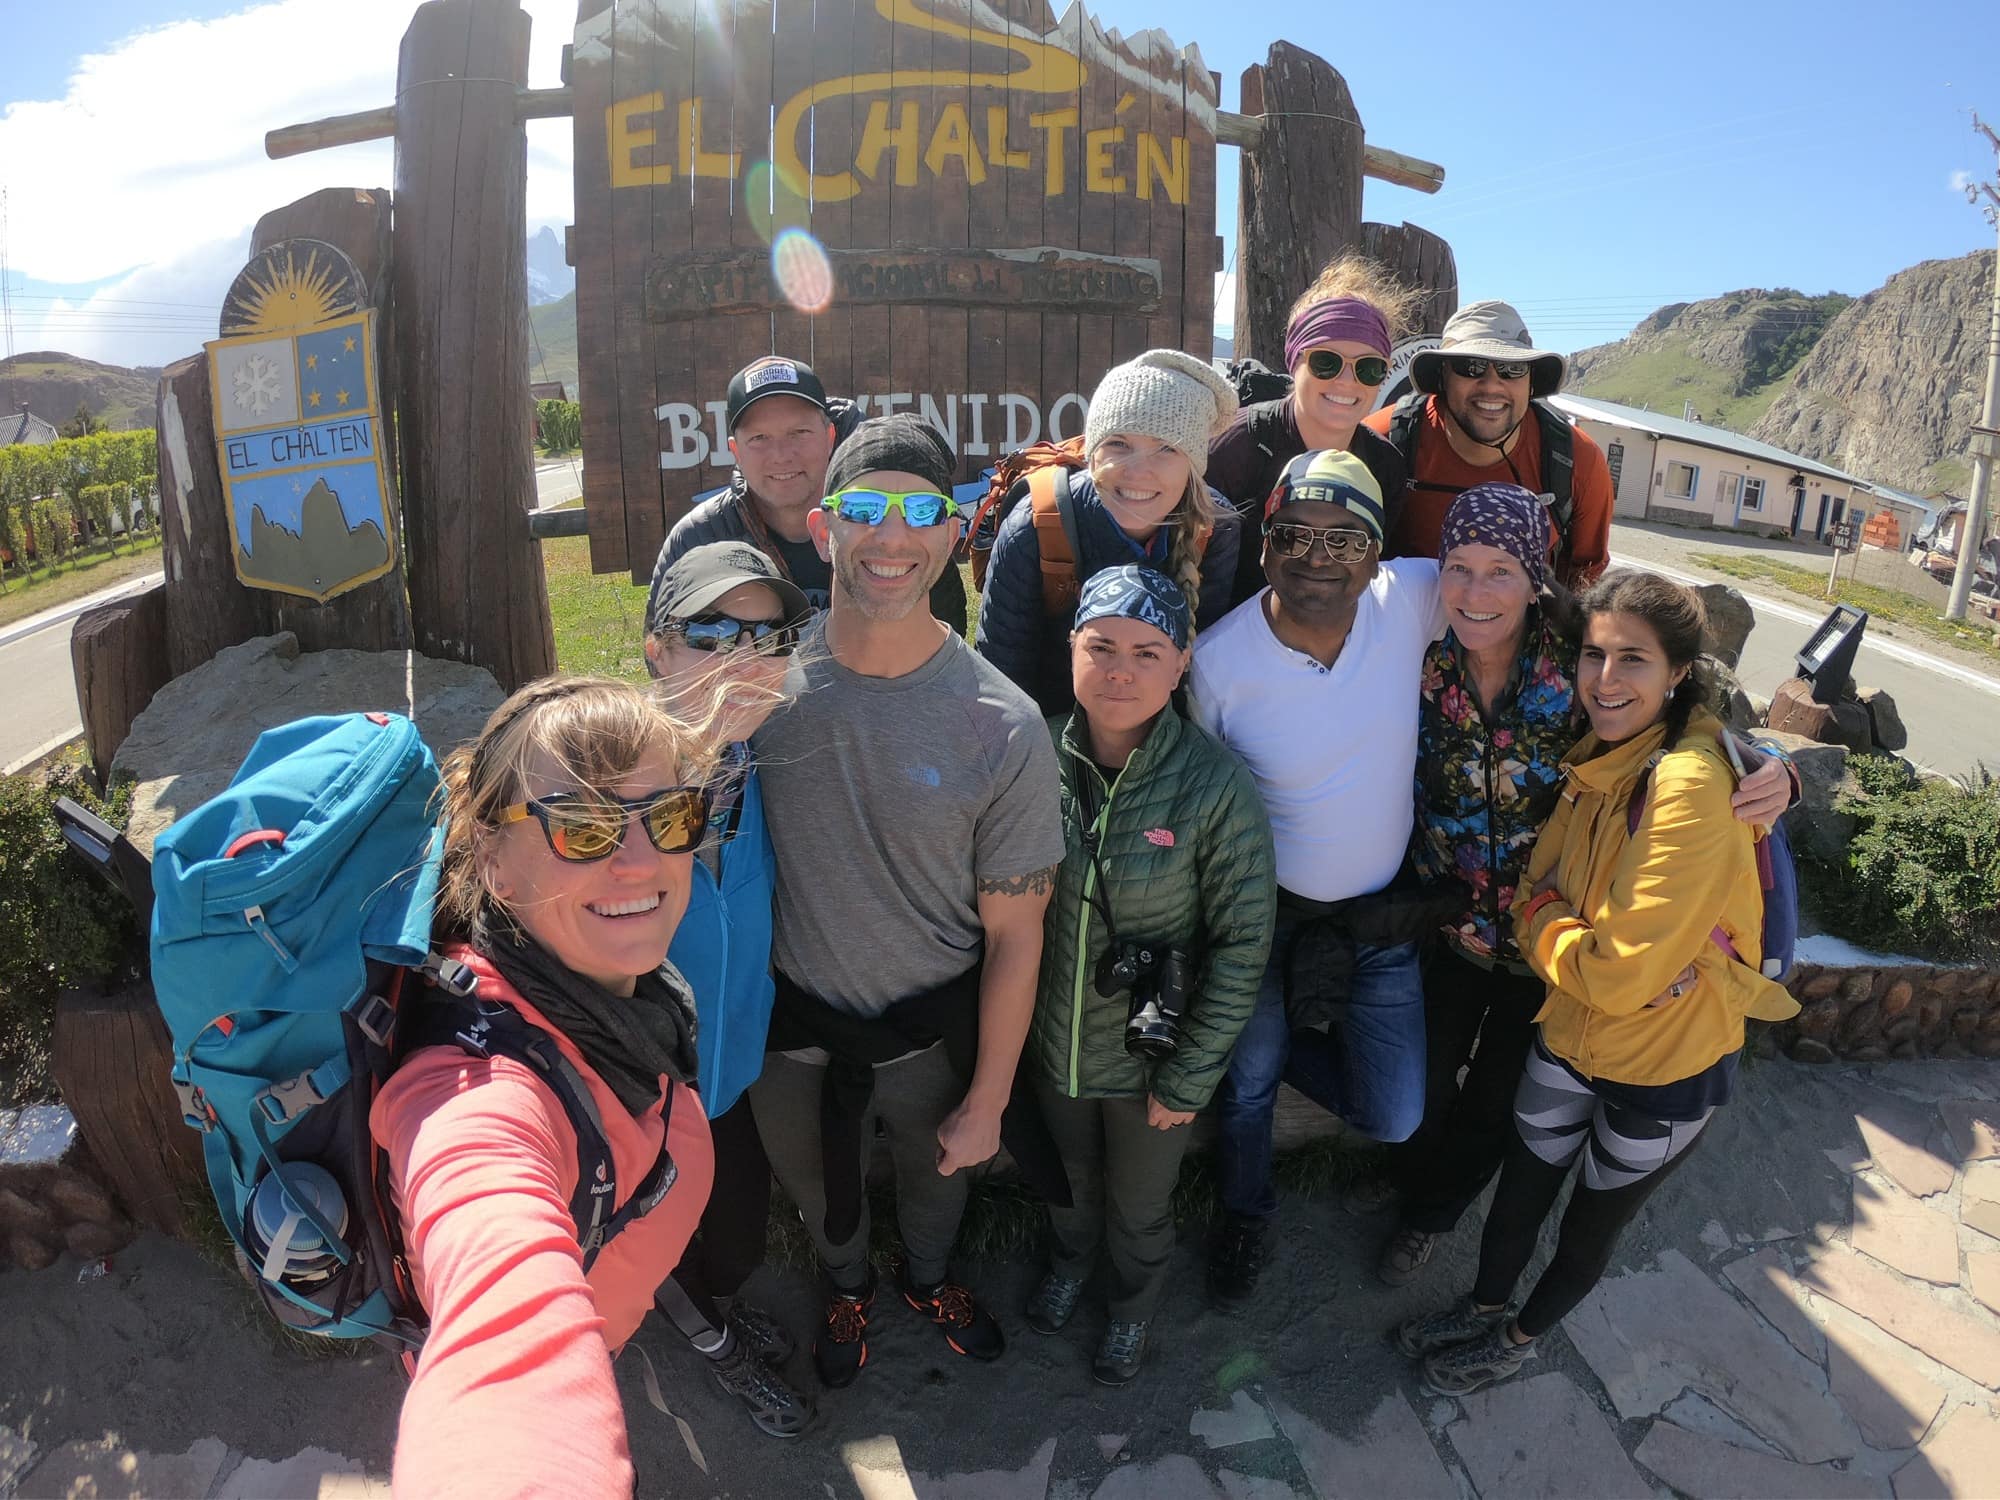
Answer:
[
  {"left": 371, "top": 950, "right": 714, "bottom": 1499},
  {"left": 1362, "top": 397, "right": 1613, "bottom": 587}
]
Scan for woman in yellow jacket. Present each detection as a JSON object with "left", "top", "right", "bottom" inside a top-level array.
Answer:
[{"left": 1394, "top": 570, "right": 1797, "bottom": 1395}]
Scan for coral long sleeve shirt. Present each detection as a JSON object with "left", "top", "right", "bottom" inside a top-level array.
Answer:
[{"left": 370, "top": 953, "right": 713, "bottom": 1500}]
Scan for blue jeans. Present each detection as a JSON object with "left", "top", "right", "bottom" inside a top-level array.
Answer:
[{"left": 1215, "top": 912, "right": 1426, "bottom": 1221}]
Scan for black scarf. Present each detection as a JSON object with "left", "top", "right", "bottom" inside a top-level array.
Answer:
[{"left": 472, "top": 912, "right": 699, "bottom": 1116}]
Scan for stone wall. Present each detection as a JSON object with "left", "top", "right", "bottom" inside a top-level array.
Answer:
[{"left": 1775, "top": 961, "right": 2000, "bottom": 1065}]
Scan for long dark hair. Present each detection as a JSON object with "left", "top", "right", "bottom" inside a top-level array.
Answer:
[{"left": 1576, "top": 570, "right": 1714, "bottom": 745}]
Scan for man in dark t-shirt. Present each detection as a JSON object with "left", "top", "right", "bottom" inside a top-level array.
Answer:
[{"left": 645, "top": 355, "right": 967, "bottom": 632}]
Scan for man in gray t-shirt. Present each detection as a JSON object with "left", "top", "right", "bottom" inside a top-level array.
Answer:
[{"left": 750, "top": 415, "right": 1062, "bottom": 1390}]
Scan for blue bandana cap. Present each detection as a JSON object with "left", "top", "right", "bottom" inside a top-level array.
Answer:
[{"left": 1072, "top": 565, "right": 1191, "bottom": 651}]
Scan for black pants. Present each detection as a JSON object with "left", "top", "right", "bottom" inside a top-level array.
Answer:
[
  {"left": 1391, "top": 945, "right": 1543, "bottom": 1235},
  {"left": 669, "top": 1096, "right": 773, "bottom": 1325}
]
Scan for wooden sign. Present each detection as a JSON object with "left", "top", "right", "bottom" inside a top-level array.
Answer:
[
  {"left": 572, "top": 0, "right": 1220, "bottom": 578},
  {"left": 204, "top": 240, "right": 397, "bottom": 603}
]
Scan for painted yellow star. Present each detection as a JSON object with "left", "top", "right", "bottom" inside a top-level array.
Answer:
[
  {"left": 307, "top": 390, "right": 322, "bottom": 408},
  {"left": 305, "top": 353, "right": 319, "bottom": 370},
  {"left": 343, "top": 336, "right": 356, "bottom": 353},
  {"left": 335, "top": 389, "right": 351, "bottom": 407}
]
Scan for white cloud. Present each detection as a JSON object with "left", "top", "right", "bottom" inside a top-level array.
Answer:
[
  {"left": 1951, "top": 169, "right": 1977, "bottom": 194},
  {"left": 2, "top": 0, "right": 575, "bottom": 363}
]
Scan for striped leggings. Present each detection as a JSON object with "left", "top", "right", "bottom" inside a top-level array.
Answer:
[{"left": 1472, "top": 1042, "right": 1714, "bottom": 1337}]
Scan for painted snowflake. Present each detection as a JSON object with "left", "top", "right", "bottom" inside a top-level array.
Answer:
[{"left": 232, "top": 354, "right": 284, "bottom": 415}]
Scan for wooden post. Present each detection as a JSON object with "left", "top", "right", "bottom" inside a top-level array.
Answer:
[
  {"left": 392, "top": 0, "right": 554, "bottom": 690},
  {"left": 1233, "top": 43, "right": 1364, "bottom": 369},
  {"left": 71, "top": 584, "right": 170, "bottom": 785},
  {"left": 157, "top": 356, "right": 266, "bottom": 677},
  {"left": 1360, "top": 222, "right": 1460, "bottom": 337},
  {"left": 51, "top": 981, "right": 207, "bottom": 1238}
]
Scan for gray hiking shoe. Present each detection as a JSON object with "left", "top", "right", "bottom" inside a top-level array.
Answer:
[
  {"left": 1377, "top": 1226, "right": 1441, "bottom": 1287},
  {"left": 1093, "top": 1320, "right": 1149, "bottom": 1385},
  {"left": 1393, "top": 1297, "right": 1509, "bottom": 1360},
  {"left": 1421, "top": 1325, "right": 1537, "bottom": 1396},
  {"left": 1025, "top": 1272, "right": 1085, "bottom": 1335},
  {"left": 709, "top": 1341, "right": 815, "bottom": 1439},
  {"left": 724, "top": 1300, "right": 796, "bottom": 1364}
]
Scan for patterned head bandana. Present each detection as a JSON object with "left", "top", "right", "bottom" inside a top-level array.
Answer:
[
  {"left": 1072, "top": 564, "right": 1191, "bottom": 651},
  {"left": 1439, "top": 482, "right": 1551, "bottom": 593}
]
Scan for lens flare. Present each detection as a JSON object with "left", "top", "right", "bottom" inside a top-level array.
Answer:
[{"left": 772, "top": 228, "right": 834, "bottom": 314}]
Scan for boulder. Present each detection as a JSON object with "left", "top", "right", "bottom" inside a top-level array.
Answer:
[
  {"left": 1761, "top": 728, "right": 1863, "bottom": 862},
  {"left": 1696, "top": 583, "right": 1756, "bottom": 669},
  {"left": 4, "top": 1232, "right": 58, "bottom": 1271},
  {"left": 1857, "top": 685, "right": 1909, "bottom": 752},
  {"left": 1748, "top": 692, "right": 1771, "bottom": 727},
  {"left": 114, "top": 634, "right": 506, "bottom": 857},
  {"left": 1713, "top": 664, "right": 1757, "bottom": 732}
]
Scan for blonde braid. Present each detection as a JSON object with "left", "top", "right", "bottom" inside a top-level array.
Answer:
[{"left": 1168, "top": 473, "right": 1218, "bottom": 644}]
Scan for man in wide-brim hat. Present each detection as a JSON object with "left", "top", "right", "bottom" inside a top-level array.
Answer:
[{"left": 1366, "top": 300, "right": 1613, "bottom": 588}]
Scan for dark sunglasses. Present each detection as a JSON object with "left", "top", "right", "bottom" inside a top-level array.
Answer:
[
  {"left": 1264, "top": 520, "right": 1376, "bottom": 564},
  {"left": 823, "top": 488, "right": 962, "bottom": 528},
  {"left": 1304, "top": 349, "right": 1390, "bottom": 387},
  {"left": 498, "top": 787, "right": 710, "bottom": 862},
  {"left": 1447, "top": 356, "right": 1532, "bottom": 382},
  {"left": 667, "top": 613, "right": 801, "bottom": 656}
]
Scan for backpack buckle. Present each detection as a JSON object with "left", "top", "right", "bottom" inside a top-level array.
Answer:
[
  {"left": 254, "top": 1057, "right": 347, "bottom": 1125},
  {"left": 355, "top": 992, "right": 396, "bottom": 1048},
  {"left": 174, "top": 1078, "right": 216, "bottom": 1132},
  {"left": 420, "top": 953, "right": 479, "bottom": 998}
]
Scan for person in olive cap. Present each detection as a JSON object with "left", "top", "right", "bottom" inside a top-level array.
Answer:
[
  {"left": 647, "top": 354, "right": 967, "bottom": 631},
  {"left": 750, "top": 415, "right": 1064, "bottom": 1388},
  {"left": 644, "top": 541, "right": 816, "bottom": 1438}
]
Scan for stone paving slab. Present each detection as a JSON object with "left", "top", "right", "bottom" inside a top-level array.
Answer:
[
  {"left": 1890, "top": 1402, "right": 2000, "bottom": 1499},
  {"left": 1632, "top": 1420, "right": 1882, "bottom": 1499},
  {"left": 1217, "top": 1472, "right": 1298, "bottom": 1500},
  {"left": 1801, "top": 1247, "right": 2000, "bottom": 1389},
  {"left": 1267, "top": 1391, "right": 1455, "bottom": 1500},
  {"left": 1565, "top": 1248, "right": 1855, "bottom": 1463},
  {"left": 1090, "top": 1454, "right": 1221, "bottom": 1499},
  {"left": 1723, "top": 1246, "right": 1826, "bottom": 1363},
  {"left": 16, "top": 1436, "right": 231, "bottom": 1499},
  {"left": 1189, "top": 1391, "right": 1275, "bottom": 1450},
  {"left": 1446, "top": 1373, "right": 1649, "bottom": 1499},
  {"left": 1968, "top": 1252, "right": 2000, "bottom": 1317},
  {"left": 911, "top": 1437, "right": 1058, "bottom": 1499},
  {"left": 1963, "top": 1161, "right": 2000, "bottom": 1244},
  {"left": 1854, "top": 1106, "right": 1957, "bottom": 1198},
  {"left": 211, "top": 1447, "right": 387, "bottom": 1498},
  {"left": 0, "top": 1426, "right": 35, "bottom": 1499},
  {"left": 1941, "top": 1100, "right": 2000, "bottom": 1162},
  {"left": 1851, "top": 1179, "right": 1962, "bottom": 1286},
  {"left": 1823, "top": 1307, "right": 1949, "bottom": 1451}
]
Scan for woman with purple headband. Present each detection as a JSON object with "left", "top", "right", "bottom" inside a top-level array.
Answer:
[{"left": 1207, "top": 253, "right": 1418, "bottom": 610}]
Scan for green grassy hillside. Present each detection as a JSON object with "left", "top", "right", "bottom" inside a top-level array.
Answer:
[
  {"left": 528, "top": 292, "right": 578, "bottom": 398},
  {"left": 0, "top": 352, "right": 159, "bottom": 431}
]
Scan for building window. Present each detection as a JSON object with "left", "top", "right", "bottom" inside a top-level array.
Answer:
[
  {"left": 1665, "top": 461, "right": 1699, "bottom": 501},
  {"left": 1607, "top": 442, "right": 1625, "bottom": 492},
  {"left": 1741, "top": 477, "right": 1765, "bottom": 512}
]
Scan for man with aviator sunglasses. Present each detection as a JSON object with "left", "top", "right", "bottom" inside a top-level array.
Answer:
[
  {"left": 751, "top": 415, "right": 1065, "bottom": 1390},
  {"left": 1363, "top": 301, "right": 1613, "bottom": 588}
]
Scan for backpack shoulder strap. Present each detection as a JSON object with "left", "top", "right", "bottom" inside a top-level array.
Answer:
[
  {"left": 1031, "top": 466, "right": 1084, "bottom": 617},
  {"left": 1532, "top": 400, "right": 1576, "bottom": 536},
  {"left": 1386, "top": 393, "right": 1427, "bottom": 468}
]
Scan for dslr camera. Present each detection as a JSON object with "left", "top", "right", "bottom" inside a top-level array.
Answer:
[{"left": 1096, "top": 943, "right": 1194, "bottom": 1061}]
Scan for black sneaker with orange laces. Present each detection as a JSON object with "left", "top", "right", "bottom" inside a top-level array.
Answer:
[
  {"left": 895, "top": 1261, "right": 1005, "bottom": 1361},
  {"left": 813, "top": 1273, "right": 874, "bottom": 1390}
]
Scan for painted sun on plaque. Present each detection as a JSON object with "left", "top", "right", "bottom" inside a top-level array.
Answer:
[{"left": 205, "top": 240, "right": 395, "bottom": 603}]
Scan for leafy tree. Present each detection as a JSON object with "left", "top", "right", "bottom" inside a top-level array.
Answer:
[
  {"left": 33, "top": 500, "right": 71, "bottom": 565},
  {"left": 58, "top": 402, "right": 107, "bottom": 439},
  {"left": 537, "top": 399, "right": 582, "bottom": 453},
  {"left": 79, "top": 483, "right": 119, "bottom": 552}
]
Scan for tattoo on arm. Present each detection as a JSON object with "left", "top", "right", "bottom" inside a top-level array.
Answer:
[{"left": 977, "top": 865, "right": 1057, "bottom": 898}]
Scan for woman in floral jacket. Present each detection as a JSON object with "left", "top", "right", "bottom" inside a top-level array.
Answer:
[{"left": 1377, "top": 484, "right": 1795, "bottom": 1287}]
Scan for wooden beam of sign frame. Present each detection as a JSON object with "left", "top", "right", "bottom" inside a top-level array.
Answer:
[{"left": 265, "top": 89, "right": 1444, "bottom": 193}]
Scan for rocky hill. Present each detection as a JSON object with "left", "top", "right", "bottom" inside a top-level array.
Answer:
[
  {"left": 528, "top": 291, "right": 578, "bottom": 396},
  {"left": 1751, "top": 251, "right": 1995, "bottom": 495},
  {"left": 0, "top": 352, "right": 160, "bottom": 431},
  {"left": 1568, "top": 289, "right": 1853, "bottom": 433}
]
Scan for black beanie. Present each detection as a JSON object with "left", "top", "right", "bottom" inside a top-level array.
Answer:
[{"left": 823, "top": 414, "right": 955, "bottom": 496}]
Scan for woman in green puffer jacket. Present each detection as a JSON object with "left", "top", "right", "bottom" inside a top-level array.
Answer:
[{"left": 1024, "top": 565, "right": 1275, "bottom": 1387}]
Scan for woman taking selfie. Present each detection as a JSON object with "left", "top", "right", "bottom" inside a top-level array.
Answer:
[
  {"left": 1394, "top": 571, "right": 1798, "bottom": 1395},
  {"left": 370, "top": 677, "right": 719, "bottom": 1495},
  {"left": 1022, "top": 566, "right": 1274, "bottom": 1385}
]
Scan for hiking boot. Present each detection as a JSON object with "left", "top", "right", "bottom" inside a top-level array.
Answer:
[
  {"left": 897, "top": 1263, "right": 1006, "bottom": 1361},
  {"left": 724, "top": 1300, "right": 796, "bottom": 1365},
  {"left": 813, "top": 1275, "right": 874, "bottom": 1390},
  {"left": 1341, "top": 1174, "right": 1399, "bottom": 1217},
  {"left": 1092, "top": 1320, "right": 1149, "bottom": 1386},
  {"left": 1025, "top": 1272, "right": 1085, "bottom": 1335},
  {"left": 1206, "top": 1216, "right": 1268, "bottom": 1307},
  {"left": 1422, "top": 1324, "right": 1536, "bottom": 1396},
  {"left": 1394, "top": 1297, "right": 1511, "bottom": 1360},
  {"left": 708, "top": 1341, "right": 815, "bottom": 1438},
  {"left": 1376, "top": 1226, "right": 1441, "bottom": 1288}
]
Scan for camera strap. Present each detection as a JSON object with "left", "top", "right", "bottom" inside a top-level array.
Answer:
[{"left": 1076, "top": 765, "right": 1125, "bottom": 950}]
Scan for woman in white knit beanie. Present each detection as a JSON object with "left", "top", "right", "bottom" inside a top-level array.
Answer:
[{"left": 975, "top": 349, "right": 1241, "bottom": 714}]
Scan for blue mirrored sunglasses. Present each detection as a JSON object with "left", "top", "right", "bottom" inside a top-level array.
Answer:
[{"left": 823, "top": 488, "right": 962, "bottom": 528}]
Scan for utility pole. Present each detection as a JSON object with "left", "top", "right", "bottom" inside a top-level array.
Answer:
[{"left": 1947, "top": 115, "right": 2000, "bottom": 622}]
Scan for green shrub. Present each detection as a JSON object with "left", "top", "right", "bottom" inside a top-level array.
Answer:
[
  {"left": 79, "top": 482, "right": 119, "bottom": 549},
  {"left": 537, "top": 398, "right": 582, "bottom": 453},
  {"left": 1805, "top": 754, "right": 2000, "bottom": 962},
  {"left": 0, "top": 757, "right": 144, "bottom": 1106}
]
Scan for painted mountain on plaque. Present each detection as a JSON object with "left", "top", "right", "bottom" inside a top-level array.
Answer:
[{"left": 236, "top": 477, "right": 391, "bottom": 599}]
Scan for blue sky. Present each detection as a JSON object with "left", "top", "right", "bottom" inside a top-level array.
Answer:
[{"left": 1, "top": 0, "right": 1996, "bottom": 365}]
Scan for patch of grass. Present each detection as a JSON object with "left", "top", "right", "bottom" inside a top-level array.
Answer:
[
  {"left": 1571, "top": 344, "right": 1797, "bottom": 433},
  {"left": 1691, "top": 551, "right": 2000, "bottom": 664},
  {"left": 0, "top": 531, "right": 162, "bottom": 629},
  {"left": 543, "top": 526, "right": 653, "bottom": 682}
]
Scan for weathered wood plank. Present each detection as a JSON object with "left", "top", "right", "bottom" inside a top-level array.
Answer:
[
  {"left": 1360, "top": 220, "right": 1460, "bottom": 337},
  {"left": 157, "top": 356, "right": 265, "bottom": 677},
  {"left": 572, "top": 0, "right": 631, "bottom": 575},
  {"left": 71, "top": 584, "right": 170, "bottom": 786}
]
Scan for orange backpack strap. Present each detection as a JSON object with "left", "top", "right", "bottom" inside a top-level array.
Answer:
[{"left": 1030, "top": 467, "right": 1083, "bottom": 617}]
